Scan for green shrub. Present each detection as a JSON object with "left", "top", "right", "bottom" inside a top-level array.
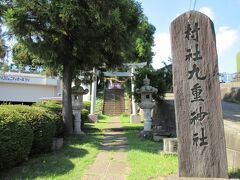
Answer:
[
  {"left": 34, "top": 100, "right": 63, "bottom": 137},
  {"left": 125, "top": 65, "right": 172, "bottom": 103},
  {"left": 2, "top": 105, "right": 56, "bottom": 155},
  {"left": 83, "top": 101, "right": 91, "bottom": 111},
  {"left": 35, "top": 100, "right": 62, "bottom": 113},
  {"left": 53, "top": 115, "right": 64, "bottom": 138},
  {"left": 0, "top": 107, "right": 33, "bottom": 170},
  {"left": 81, "top": 108, "right": 89, "bottom": 129}
]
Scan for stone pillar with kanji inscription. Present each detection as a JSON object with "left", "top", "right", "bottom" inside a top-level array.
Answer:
[{"left": 170, "top": 11, "right": 228, "bottom": 178}]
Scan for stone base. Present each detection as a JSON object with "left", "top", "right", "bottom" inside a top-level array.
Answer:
[
  {"left": 88, "top": 114, "right": 98, "bottom": 123},
  {"left": 130, "top": 114, "right": 141, "bottom": 124},
  {"left": 163, "top": 138, "right": 178, "bottom": 154},
  {"left": 165, "top": 174, "right": 229, "bottom": 180},
  {"left": 153, "top": 125, "right": 172, "bottom": 137},
  {"left": 153, "top": 135, "right": 163, "bottom": 142},
  {"left": 74, "top": 131, "right": 85, "bottom": 135},
  {"left": 140, "top": 130, "right": 152, "bottom": 139},
  {"left": 52, "top": 137, "right": 63, "bottom": 151},
  {"left": 152, "top": 129, "right": 172, "bottom": 142}
]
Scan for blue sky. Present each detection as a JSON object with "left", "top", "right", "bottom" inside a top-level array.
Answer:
[{"left": 137, "top": 0, "right": 240, "bottom": 73}]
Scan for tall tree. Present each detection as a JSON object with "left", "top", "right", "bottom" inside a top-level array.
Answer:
[
  {"left": 1, "top": 0, "right": 142, "bottom": 134},
  {"left": 133, "top": 65, "right": 172, "bottom": 103},
  {"left": 0, "top": 2, "right": 9, "bottom": 62},
  {"left": 12, "top": 42, "right": 41, "bottom": 66},
  {"left": 0, "top": 23, "right": 7, "bottom": 62},
  {"left": 0, "top": 34, "right": 6, "bottom": 61},
  {"left": 133, "top": 15, "right": 155, "bottom": 64}
]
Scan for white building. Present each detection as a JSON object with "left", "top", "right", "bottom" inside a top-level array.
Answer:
[
  {"left": 0, "top": 72, "right": 91, "bottom": 103},
  {"left": 0, "top": 72, "right": 62, "bottom": 103}
]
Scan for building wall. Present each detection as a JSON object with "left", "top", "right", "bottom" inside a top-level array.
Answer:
[
  {"left": 0, "top": 72, "right": 92, "bottom": 103},
  {"left": 0, "top": 83, "right": 56, "bottom": 102},
  {"left": 224, "top": 121, "right": 240, "bottom": 169},
  {"left": 0, "top": 72, "right": 60, "bottom": 103}
]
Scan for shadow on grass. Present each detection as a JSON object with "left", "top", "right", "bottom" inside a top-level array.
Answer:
[
  {"left": 0, "top": 121, "right": 105, "bottom": 179},
  {"left": 0, "top": 146, "right": 87, "bottom": 179}
]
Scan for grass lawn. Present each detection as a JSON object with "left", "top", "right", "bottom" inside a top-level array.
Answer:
[
  {"left": 120, "top": 114, "right": 178, "bottom": 180},
  {"left": 0, "top": 115, "right": 109, "bottom": 180},
  {"left": 121, "top": 114, "right": 240, "bottom": 180}
]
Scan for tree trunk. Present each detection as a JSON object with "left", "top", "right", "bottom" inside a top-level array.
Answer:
[{"left": 62, "top": 62, "right": 73, "bottom": 135}]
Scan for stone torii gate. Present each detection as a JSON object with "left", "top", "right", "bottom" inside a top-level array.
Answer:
[{"left": 88, "top": 62, "right": 146, "bottom": 123}]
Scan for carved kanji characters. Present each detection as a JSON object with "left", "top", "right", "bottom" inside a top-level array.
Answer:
[
  {"left": 185, "top": 44, "right": 202, "bottom": 62},
  {"left": 190, "top": 106, "right": 208, "bottom": 125},
  {"left": 191, "top": 83, "right": 204, "bottom": 102},
  {"left": 185, "top": 23, "right": 200, "bottom": 42},
  {"left": 192, "top": 128, "right": 208, "bottom": 147},
  {"left": 188, "top": 64, "right": 206, "bottom": 80}
]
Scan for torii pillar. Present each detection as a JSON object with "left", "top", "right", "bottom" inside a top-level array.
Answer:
[
  {"left": 130, "top": 67, "right": 140, "bottom": 123},
  {"left": 126, "top": 62, "right": 147, "bottom": 123},
  {"left": 88, "top": 67, "right": 98, "bottom": 123}
]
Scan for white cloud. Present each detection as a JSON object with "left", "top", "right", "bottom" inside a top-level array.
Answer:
[
  {"left": 216, "top": 26, "right": 239, "bottom": 56},
  {"left": 199, "top": 7, "right": 214, "bottom": 21},
  {"left": 151, "top": 27, "right": 239, "bottom": 71},
  {"left": 152, "top": 33, "right": 171, "bottom": 69}
]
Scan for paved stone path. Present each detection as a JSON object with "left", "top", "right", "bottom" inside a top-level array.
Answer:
[{"left": 82, "top": 117, "right": 128, "bottom": 180}]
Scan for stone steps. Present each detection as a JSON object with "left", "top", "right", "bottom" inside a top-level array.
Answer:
[{"left": 103, "top": 88, "right": 125, "bottom": 116}]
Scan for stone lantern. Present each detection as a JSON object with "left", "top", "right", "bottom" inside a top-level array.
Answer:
[
  {"left": 136, "top": 76, "right": 158, "bottom": 136},
  {"left": 72, "top": 78, "right": 89, "bottom": 135}
]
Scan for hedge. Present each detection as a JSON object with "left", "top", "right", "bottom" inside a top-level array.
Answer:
[
  {"left": 83, "top": 101, "right": 91, "bottom": 111},
  {"left": 1, "top": 105, "right": 56, "bottom": 155},
  {"left": 0, "top": 108, "right": 33, "bottom": 170},
  {"left": 34, "top": 100, "right": 63, "bottom": 138},
  {"left": 81, "top": 108, "right": 89, "bottom": 129}
]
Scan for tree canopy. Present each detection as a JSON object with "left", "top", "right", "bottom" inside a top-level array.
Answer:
[
  {"left": 2, "top": 0, "right": 142, "bottom": 69},
  {"left": 12, "top": 42, "right": 42, "bottom": 66},
  {"left": 133, "top": 15, "right": 155, "bottom": 64},
  {"left": 127, "top": 65, "right": 172, "bottom": 103},
  {"left": 1, "top": 0, "right": 152, "bottom": 134},
  {"left": 0, "top": 24, "right": 7, "bottom": 61}
]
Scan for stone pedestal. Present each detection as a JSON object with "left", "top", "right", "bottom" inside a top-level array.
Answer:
[
  {"left": 52, "top": 137, "right": 63, "bottom": 151},
  {"left": 73, "top": 109, "right": 85, "bottom": 135},
  {"left": 163, "top": 138, "right": 178, "bottom": 154},
  {"left": 143, "top": 109, "right": 152, "bottom": 131},
  {"left": 88, "top": 114, "right": 98, "bottom": 123},
  {"left": 130, "top": 114, "right": 140, "bottom": 124}
]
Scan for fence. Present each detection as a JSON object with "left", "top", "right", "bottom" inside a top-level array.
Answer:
[{"left": 219, "top": 72, "right": 240, "bottom": 83}]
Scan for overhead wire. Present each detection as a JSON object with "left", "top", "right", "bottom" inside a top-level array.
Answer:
[
  {"left": 193, "top": 0, "right": 197, "bottom": 10},
  {"left": 189, "top": 0, "right": 197, "bottom": 11}
]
